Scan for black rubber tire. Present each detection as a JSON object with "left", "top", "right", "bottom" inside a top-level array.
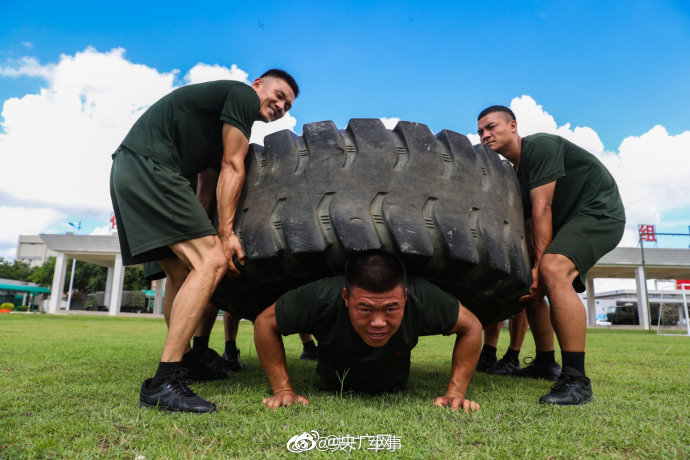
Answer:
[{"left": 212, "top": 119, "right": 531, "bottom": 324}]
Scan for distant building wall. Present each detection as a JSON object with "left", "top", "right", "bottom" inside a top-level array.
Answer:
[{"left": 16, "top": 235, "right": 57, "bottom": 267}]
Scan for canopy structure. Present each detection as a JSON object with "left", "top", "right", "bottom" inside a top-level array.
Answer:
[
  {"left": 586, "top": 247, "right": 690, "bottom": 329},
  {"left": 0, "top": 281, "right": 50, "bottom": 307},
  {"left": 39, "top": 233, "right": 126, "bottom": 316},
  {"left": 0, "top": 283, "right": 51, "bottom": 295}
]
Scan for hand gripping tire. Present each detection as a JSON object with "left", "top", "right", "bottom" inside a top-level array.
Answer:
[{"left": 211, "top": 119, "right": 531, "bottom": 325}]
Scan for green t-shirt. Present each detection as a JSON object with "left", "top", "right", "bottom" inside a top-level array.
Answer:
[
  {"left": 275, "top": 276, "right": 460, "bottom": 393},
  {"left": 121, "top": 80, "right": 260, "bottom": 177},
  {"left": 519, "top": 134, "right": 625, "bottom": 231}
]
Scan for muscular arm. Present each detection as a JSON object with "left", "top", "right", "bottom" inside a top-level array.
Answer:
[
  {"left": 521, "top": 180, "right": 556, "bottom": 301},
  {"left": 434, "top": 302, "right": 482, "bottom": 412},
  {"left": 254, "top": 304, "right": 309, "bottom": 409},
  {"left": 196, "top": 168, "right": 219, "bottom": 217},
  {"left": 217, "top": 123, "right": 249, "bottom": 275}
]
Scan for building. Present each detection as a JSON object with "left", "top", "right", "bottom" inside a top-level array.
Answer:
[
  {"left": 15, "top": 235, "right": 57, "bottom": 268},
  {"left": 0, "top": 277, "right": 50, "bottom": 308}
]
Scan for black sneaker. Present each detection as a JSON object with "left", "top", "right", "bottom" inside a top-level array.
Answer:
[
  {"left": 539, "top": 373, "right": 593, "bottom": 405},
  {"left": 183, "top": 348, "right": 229, "bottom": 381},
  {"left": 487, "top": 356, "right": 521, "bottom": 376},
  {"left": 300, "top": 346, "right": 318, "bottom": 360},
  {"left": 222, "top": 349, "right": 243, "bottom": 371},
  {"left": 139, "top": 369, "right": 217, "bottom": 413},
  {"left": 518, "top": 358, "right": 561, "bottom": 381},
  {"left": 475, "top": 350, "right": 497, "bottom": 373}
]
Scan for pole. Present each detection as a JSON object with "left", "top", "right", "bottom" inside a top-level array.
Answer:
[
  {"left": 66, "top": 258, "right": 76, "bottom": 311},
  {"left": 639, "top": 232, "right": 652, "bottom": 329},
  {"left": 682, "top": 285, "right": 690, "bottom": 337}
]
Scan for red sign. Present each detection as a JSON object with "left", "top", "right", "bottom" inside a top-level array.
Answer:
[
  {"left": 677, "top": 280, "right": 690, "bottom": 290},
  {"left": 638, "top": 224, "right": 656, "bottom": 242}
]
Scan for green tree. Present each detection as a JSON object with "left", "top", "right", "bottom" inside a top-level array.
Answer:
[
  {"left": 29, "top": 257, "right": 55, "bottom": 287},
  {"left": 0, "top": 257, "right": 35, "bottom": 281},
  {"left": 124, "top": 266, "right": 147, "bottom": 291},
  {"left": 28, "top": 257, "right": 148, "bottom": 292}
]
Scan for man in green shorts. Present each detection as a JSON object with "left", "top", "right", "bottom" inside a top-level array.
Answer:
[
  {"left": 253, "top": 250, "right": 483, "bottom": 412},
  {"left": 477, "top": 106, "right": 625, "bottom": 405},
  {"left": 110, "top": 69, "right": 299, "bottom": 413}
]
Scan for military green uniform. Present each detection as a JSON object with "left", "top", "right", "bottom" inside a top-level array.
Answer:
[
  {"left": 276, "top": 276, "right": 460, "bottom": 393},
  {"left": 110, "top": 80, "right": 259, "bottom": 265},
  {"left": 518, "top": 134, "right": 625, "bottom": 291}
]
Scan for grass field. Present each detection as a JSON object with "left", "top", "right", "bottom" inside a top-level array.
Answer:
[{"left": 1, "top": 314, "right": 689, "bottom": 459}]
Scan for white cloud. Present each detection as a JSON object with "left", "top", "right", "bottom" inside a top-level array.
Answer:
[
  {"left": 184, "top": 63, "right": 249, "bottom": 85},
  {"left": 0, "top": 47, "right": 299, "bottom": 256},
  {"left": 250, "top": 116, "right": 297, "bottom": 146},
  {"left": 0, "top": 206, "right": 65, "bottom": 250},
  {"left": 0, "top": 56, "right": 53, "bottom": 79},
  {"left": 380, "top": 117, "right": 400, "bottom": 129},
  {"left": 510, "top": 95, "right": 604, "bottom": 155},
  {"left": 89, "top": 225, "right": 111, "bottom": 236},
  {"left": 468, "top": 95, "right": 690, "bottom": 252}
]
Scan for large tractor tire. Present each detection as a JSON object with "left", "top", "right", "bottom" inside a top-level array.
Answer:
[{"left": 212, "top": 119, "right": 531, "bottom": 325}]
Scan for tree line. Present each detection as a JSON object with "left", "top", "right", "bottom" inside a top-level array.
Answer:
[{"left": 0, "top": 257, "right": 148, "bottom": 294}]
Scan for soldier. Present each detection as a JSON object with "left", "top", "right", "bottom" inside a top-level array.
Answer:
[
  {"left": 477, "top": 105, "right": 625, "bottom": 405},
  {"left": 254, "top": 250, "right": 483, "bottom": 412},
  {"left": 111, "top": 70, "right": 298, "bottom": 412}
]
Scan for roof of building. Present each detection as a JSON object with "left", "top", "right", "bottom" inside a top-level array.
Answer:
[{"left": 0, "top": 283, "right": 50, "bottom": 294}]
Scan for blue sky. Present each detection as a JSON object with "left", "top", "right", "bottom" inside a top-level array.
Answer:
[{"left": 1, "top": 0, "right": 689, "bottom": 257}]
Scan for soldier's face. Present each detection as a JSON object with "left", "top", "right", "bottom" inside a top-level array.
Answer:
[
  {"left": 343, "top": 284, "right": 407, "bottom": 348},
  {"left": 252, "top": 76, "right": 295, "bottom": 122},
  {"left": 477, "top": 112, "right": 517, "bottom": 153}
]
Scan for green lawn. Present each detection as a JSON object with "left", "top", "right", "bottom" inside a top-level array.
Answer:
[{"left": 1, "top": 314, "right": 689, "bottom": 459}]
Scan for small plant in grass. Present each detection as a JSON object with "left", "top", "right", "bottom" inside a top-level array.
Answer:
[
  {"left": 0, "top": 302, "right": 14, "bottom": 312},
  {"left": 336, "top": 367, "right": 351, "bottom": 400},
  {"left": 15, "top": 305, "right": 29, "bottom": 312}
]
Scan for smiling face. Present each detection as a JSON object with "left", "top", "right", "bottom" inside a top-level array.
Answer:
[
  {"left": 343, "top": 284, "right": 407, "bottom": 348},
  {"left": 477, "top": 111, "right": 517, "bottom": 154},
  {"left": 252, "top": 76, "right": 296, "bottom": 122}
]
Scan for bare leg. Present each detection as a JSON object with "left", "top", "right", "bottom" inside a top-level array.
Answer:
[
  {"left": 526, "top": 297, "right": 555, "bottom": 351},
  {"left": 195, "top": 303, "right": 219, "bottom": 338},
  {"left": 158, "top": 235, "right": 227, "bottom": 362},
  {"left": 508, "top": 309, "right": 528, "bottom": 351},
  {"left": 223, "top": 311, "right": 241, "bottom": 341},
  {"left": 483, "top": 321, "right": 502, "bottom": 348},
  {"left": 540, "top": 254, "right": 585, "bottom": 352}
]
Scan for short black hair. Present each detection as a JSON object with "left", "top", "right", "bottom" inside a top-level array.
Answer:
[
  {"left": 260, "top": 68, "right": 300, "bottom": 98},
  {"left": 477, "top": 105, "right": 516, "bottom": 121},
  {"left": 345, "top": 249, "right": 407, "bottom": 293}
]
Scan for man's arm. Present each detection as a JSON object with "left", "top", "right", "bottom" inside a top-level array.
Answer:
[
  {"left": 433, "top": 302, "right": 482, "bottom": 412},
  {"left": 217, "top": 123, "right": 249, "bottom": 275},
  {"left": 520, "top": 180, "right": 556, "bottom": 301},
  {"left": 196, "top": 168, "right": 219, "bottom": 217},
  {"left": 254, "top": 303, "right": 310, "bottom": 410}
]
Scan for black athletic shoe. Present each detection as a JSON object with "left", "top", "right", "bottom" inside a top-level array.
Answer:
[
  {"left": 487, "top": 356, "right": 521, "bottom": 376},
  {"left": 139, "top": 369, "right": 217, "bottom": 413},
  {"left": 539, "top": 373, "right": 593, "bottom": 405},
  {"left": 475, "top": 351, "right": 497, "bottom": 373},
  {"left": 300, "top": 346, "right": 318, "bottom": 360},
  {"left": 183, "top": 348, "right": 229, "bottom": 381},
  {"left": 518, "top": 358, "right": 562, "bottom": 381},
  {"left": 222, "top": 349, "right": 243, "bottom": 371}
]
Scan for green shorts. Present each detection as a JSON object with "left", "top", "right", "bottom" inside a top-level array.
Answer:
[
  {"left": 143, "top": 261, "right": 165, "bottom": 281},
  {"left": 545, "top": 213, "right": 625, "bottom": 292},
  {"left": 110, "top": 146, "right": 216, "bottom": 266}
]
